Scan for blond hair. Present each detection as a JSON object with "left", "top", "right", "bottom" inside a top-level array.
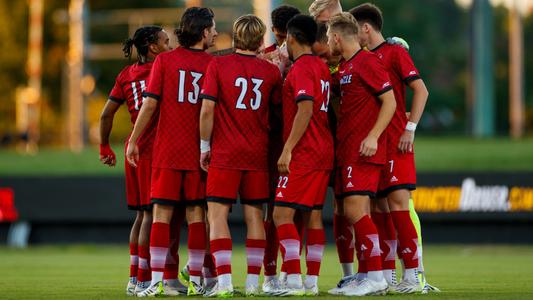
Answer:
[
  {"left": 232, "top": 14, "right": 266, "bottom": 51},
  {"left": 309, "top": 0, "right": 341, "bottom": 19},
  {"left": 327, "top": 12, "right": 359, "bottom": 36}
]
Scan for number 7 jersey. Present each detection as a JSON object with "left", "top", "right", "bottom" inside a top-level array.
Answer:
[
  {"left": 282, "top": 54, "right": 334, "bottom": 171},
  {"left": 143, "top": 47, "right": 213, "bottom": 170},
  {"left": 200, "top": 53, "right": 283, "bottom": 170}
]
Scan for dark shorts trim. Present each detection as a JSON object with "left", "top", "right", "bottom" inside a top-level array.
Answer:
[
  {"left": 313, "top": 204, "right": 324, "bottom": 210},
  {"left": 377, "top": 184, "right": 416, "bottom": 198},
  {"left": 206, "top": 196, "right": 236, "bottom": 204},
  {"left": 241, "top": 198, "right": 270, "bottom": 205},
  {"left": 273, "top": 201, "right": 313, "bottom": 212},
  {"left": 128, "top": 205, "right": 141, "bottom": 211},
  {"left": 342, "top": 190, "right": 377, "bottom": 199},
  {"left": 151, "top": 198, "right": 205, "bottom": 207}
]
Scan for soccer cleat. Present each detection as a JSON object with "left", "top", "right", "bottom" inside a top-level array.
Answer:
[
  {"left": 276, "top": 286, "right": 306, "bottom": 297},
  {"left": 163, "top": 280, "right": 187, "bottom": 296},
  {"left": 136, "top": 281, "right": 164, "bottom": 297},
  {"left": 245, "top": 285, "right": 260, "bottom": 297},
  {"left": 418, "top": 272, "right": 441, "bottom": 294},
  {"left": 134, "top": 281, "right": 151, "bottom": 296},
  {"left": 304, "top": 284, "right": 319, "bottom": 296},
  {"left": 393, "top": 280, "right": 423, "bottom": 294},
  {"left": 188, "top": 281, "right": 206, "bottom": 296},
  {"left": 328, "top": 274, "right": 357, "bottom": 295},
  {"left": 262, "top": 277, "right": 281, "bottom": 294},
  {"left": 204, "top": 278, "right": 218, "bottom": 293},
  {"left": 179, "top": 265, "right": 190, "bottom": 285},
  {"left": 342, "top": 278, "right": 388, "bottom": 296},
  {"left": 203, "top": 283, "right": 234, "bottom": 298},
  {"left": 126, "top": 280, "right": 137, "bottom": 296}
]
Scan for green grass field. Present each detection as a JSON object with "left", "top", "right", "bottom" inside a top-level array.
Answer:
[
  {"left": 0, "top": 245, "right": 532, "bottom": 299},
  {"left": 1, "top": 137, "right": 533, "bottom": 176}
]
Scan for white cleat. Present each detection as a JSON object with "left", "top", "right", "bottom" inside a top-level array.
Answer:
[
  {"left": 134, "top": 281, "right": 151, "bottom": 296},
  {"left": 277, "top": 285, "right": 306, "bottom": 297},
  {"left": 262, "top": 278, "right": 282, "bottom": 295},
  {"left": 394, "top": 279, "right": 423, "bottom": 294},
  {"left": 164, "top": 280, "right": 188, "bottom": 296},
  {"left": 328, "top": 274, "right": 357, "bottom": 295},
  {"left": 127, "top": 280, "right": 136, "bottom": 296},
  {"left": 203, "top": 283, "right": 234, "bottom": 298},
  {"left": 136, "top": 281, "right": 164, "bottom": 297},
  {"left": 304, "top": 284, "right": 319, "bottom": 296},
  {"left": 245, "top": 285, "right": 260, "bottom": 297},
  {"left": 342, "top": 278, "right": 388, "bottom": 296}
]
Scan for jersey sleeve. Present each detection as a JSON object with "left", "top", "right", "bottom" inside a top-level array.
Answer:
[
  {"left": 199, "top": 58, "right": 219, "bottom": 102},
  {"left": 360, "top": 54, "right": 393, "bottom": 96},
  {"left": 143, "top": 55, "right": 164, "bottom": 101},
  {"left": 393, "top": 47, "right": 421, "bottom": 84},
  {"left": 292, "top": 65, "right": 315, "bottom": 102},
  {"left": 108, "top": 76, "right": 125, "bottom": 104}
]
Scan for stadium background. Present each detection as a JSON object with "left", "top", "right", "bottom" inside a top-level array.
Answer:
[{"left": 0, "top": 0, "right": 532, "bottom": 299}]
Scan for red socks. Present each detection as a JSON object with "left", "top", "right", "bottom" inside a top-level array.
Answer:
[
  {"left": 150, "top": 222, "right": 170, "bottom": 273},
  {"left": 391, "top": 211, "right": 419, "bottom": 269},
  {"left": 334, "top": 213, "right": 354, "bottom": 264},
  {"left": 372, "top": 212, "right": 397, "bottom": 270},
  {"left": 306, "top": 228, "right": 325, "bottom": 276},
  {"left": 263, "top": 221, "right": 279, "bottom": 276},
  {"left": 354, "top": 215, "right": 383, "bottom": 272},
  {"left": 246, "top": 239, "right": 266, "bottom": 275},
  {"left": 211, "top": 238, "right": 232, "bottom": 275},
  {"left": 277, "top": 223, "right": 301, "bottom": 275},
  {"left": 138, "top": 245, "right": 151, "bottom": 282},
  {"left": 188, "top": 222, "right": 207, "bottom": 277},
  {"left": 129, "top": 243, "right": 139, "bottom": 279}
]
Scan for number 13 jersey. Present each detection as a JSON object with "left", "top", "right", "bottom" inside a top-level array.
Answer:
[
  {"left": 144, "top": 47, "right": 212, "bottom": 170},
  {"left": 200, "top": 53, "right": 282, "bottom": 170}
]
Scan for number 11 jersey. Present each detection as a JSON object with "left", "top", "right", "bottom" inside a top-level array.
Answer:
[
  {"left": 200, "top": 53, "right": 282, "bottom": 170},
  {"left": 144, "top": 47, "right": 212, "bottom": 170}
]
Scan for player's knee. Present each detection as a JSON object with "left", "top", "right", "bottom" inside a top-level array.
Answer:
[{"left": 387, "top": 190, "right": 410, "bottom": 211}]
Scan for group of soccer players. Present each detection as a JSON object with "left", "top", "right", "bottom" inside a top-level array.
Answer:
[{"left": 99, "top": 0, "right": 439, "bottom": 297}]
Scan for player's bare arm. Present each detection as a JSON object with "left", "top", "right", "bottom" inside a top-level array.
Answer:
[
  {"left": 126, "top": 97, "right": 158, "bottom": 167},
  {"left": 399, "top": 79, "right": 429, "bottom": 153},
  {"left": 199, "top": 100, "right": 215, "bottom": 172},
  {"left": 278, "top": 100, "right": 313, "bottom": 174},
  {"left": 98, "top": 100, "right": 121, "bottom": 167},
  {"left": 360, "top": 90, "right": 396, "bottom": 157}
]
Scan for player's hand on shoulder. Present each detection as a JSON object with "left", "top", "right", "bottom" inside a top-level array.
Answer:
[
  {"left": 360, "top": 135, "right": 378, "bottom": 157},
  {"left": 398, "top": 130, "right": 415, "bottom": 153},
  {"left": 277, "top": 149, "right": 292, "bottom": 174},
  {"left": 125, "top": 141, "right": 139, "bottom": 168},
  {"left": 387, "top": 36, "right": 410, "bottom": 51},
  {"left": 200, "top": 151, "right": 211, "bottom": 172},
  {"left": 99, "top": 144, "right": 116, "bottom": 167}
]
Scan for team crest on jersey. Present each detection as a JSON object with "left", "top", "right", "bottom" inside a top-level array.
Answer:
[{"left": 340, "top": 74, "right": 352, "bottom": 85}]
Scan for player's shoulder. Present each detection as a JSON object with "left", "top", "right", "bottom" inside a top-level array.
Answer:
[{"left": 115, "top": 63, "right": 136, "bottom": 83}]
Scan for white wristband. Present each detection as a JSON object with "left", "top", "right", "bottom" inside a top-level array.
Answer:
[
  {"left": 200, "top": 140, "right": 211, "bottom": 153},
  {"left": 406, "top": 121, "right": 417, "bottom": 132}
]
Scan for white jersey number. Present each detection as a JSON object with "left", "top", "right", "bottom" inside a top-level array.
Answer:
[
  {"left": 131, "top": 80, "right": 146, "bottom": 111},
  {"left": 178, "top": 70, "right": 203, "bottom": 104},
  {"left": 235, "top": 77, "right": 263, "bottom": 110}
]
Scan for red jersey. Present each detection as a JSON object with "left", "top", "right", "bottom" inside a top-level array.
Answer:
[
  {"left": 144, "top": 47, "right": 212, "bottom": 170},
  {"left": 372, "top": 42, "right": 421, "bottom": 150},
  {"left": 336, "top": 49, "right": 393, "bottom": 166},
  {"left": 200, "top": 53, "right": 282, "bottom": 170},
  {"left": 109, "top": 62, "right": 156, "bottom": 159},
  {"left": 282, "top": 54, "right": 334, "bottom": 170},
  {"left": 264, "top": 43, "right": 277, "bottom": 54}
]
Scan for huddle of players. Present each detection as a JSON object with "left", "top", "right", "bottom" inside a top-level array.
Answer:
[{"left": 99, "top": 0, "right": 438, "bottom": 298}]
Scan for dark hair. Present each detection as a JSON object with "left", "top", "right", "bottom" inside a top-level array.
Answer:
[
  {"left": 175, "top": 7, "right": 215, "bottom": 48},
  {"left": 122, "top": 25, "right": 163, "bottom": 62},
  {"left": 349, "top": 3, "right": 383, "bottom": 31},
  {"left": 271, "top": 5, "right": 301, "bottom": 33},
  {"left": 286, "top": 14, "right": 318, "bottom": 46},
  {"left": 315, "top": 22, "right": 328, "bottom": 44}
]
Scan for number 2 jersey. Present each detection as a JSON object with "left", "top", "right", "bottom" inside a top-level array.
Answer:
[
  {"left": 200, "top": 53, "right": 282, "bottom": 170},
  {"left": 143, "top": 47, "right": 212, "bottom": 170},
  {"left": 282, "top": 54, "right": 334, "bottom": 171},
  {"left": 108, "top": 62, "right": 156, "bottom": 160}
]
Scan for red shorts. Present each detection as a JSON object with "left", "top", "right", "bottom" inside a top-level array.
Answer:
[
  {"left": 206, "top": 167, "right": 270, "bottom": 204},
  {"left": 150, "top": 168, "right": 206, "bottom": 206},
  {"left": 335, "top": 162, "right": 382, "bottom": 199},
  {"left": 274, "top": 168, "right": 330, "bottom": 211},
  {"left": 125, "top": 158, "right": 152, "bottom": 210},
  {"left": 377, "top": 151, "right": 416, "bottom": 197}
]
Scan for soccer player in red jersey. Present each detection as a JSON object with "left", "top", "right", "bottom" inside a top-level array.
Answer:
[
  {"left": 264, "top": 5, "right": 300, "bottom": 54},
  {"left": 99, "top": 26, "right": 170, "bottom": 296},
  {"left": 198, "top": 15, "right": 282, "bottom": 297},
  {"left": 350, "top": 3, "right": 437, "bottom": 294},
  {"left": 326, "top": 12, "right": 397, "bottom": 296},
  {"left": 126, "top": 7, "right": 217, "bottom": 297},
  {"left": 271, "top": 15, "right": 334, "bottom": 296}
]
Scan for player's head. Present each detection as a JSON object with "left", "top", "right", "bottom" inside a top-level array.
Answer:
[
  {"left": 327, "top": 12, "right": 360, "bottom": 57},
  {"left": 270, "top": 5, "right": 301, "bottom": 46},
  {"left": 312, "top": 22, "right": 333, "bottom": 65},
  {"left": 122, "top": 26, "right": 170, "bottom": 63},
  {"left": 232, "top": 14, "right": 266, "bottom": 52},
  {"left": 309, "top": 0, "right": 342, "bottom": 23},
  {"left": 176, "top": 7, "right": 217, "bottom": 50},
  {"left": 349, "top": 3, "right": 383, "bottom": 48},
  {"left": 286, "top": 15, "right": 317, "bottom": 61}
]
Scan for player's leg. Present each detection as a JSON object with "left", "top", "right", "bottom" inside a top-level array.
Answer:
[
  {"left": 124, "top": 159, "right": 142, "bottom": 295},
  {"left": 262, "top": 202, "right": 280, "bottom": 292},
  {"left": 303, "top": 209, "right": 325, "bottom": 296},
  {"left": 162, "top": 208, "right": 187, "bottom": 295},
  {"left": 134, "top": 158, "right": 153, "bottom": 294},
  {"left": 371, "top": 197, "right": 398, "bottom": 287}
]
